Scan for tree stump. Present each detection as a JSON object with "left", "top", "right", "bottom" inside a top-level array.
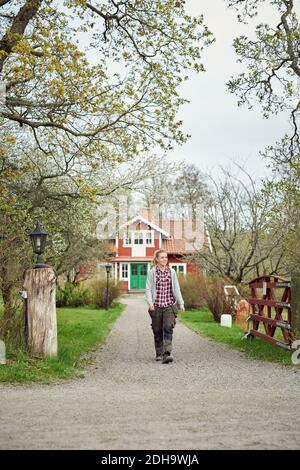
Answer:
[
  {"left": 23, "top": 267, "right": 57, "bottom": 357},
  {"left": 292, "top": 272, "right": 300, "bottom": 340}
]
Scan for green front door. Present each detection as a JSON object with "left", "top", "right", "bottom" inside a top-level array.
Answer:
[{"left": 130, "top": 263, "right": 148, "bottom": 289}]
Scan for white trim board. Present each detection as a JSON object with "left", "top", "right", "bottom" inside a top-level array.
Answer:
[
  {"left": 169, "top": 263, "right": 187, "bottom": 275},
  {"left": 110, "top": 215, "right": 170, "bottom": 238}
]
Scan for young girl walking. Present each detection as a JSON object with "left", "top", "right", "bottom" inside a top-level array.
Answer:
[{"left": 145, "top": 249, "right": 185, "bottom": 364}]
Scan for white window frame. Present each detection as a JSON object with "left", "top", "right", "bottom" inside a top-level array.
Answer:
[
  {"left": 145, "top": 230, "right": 153, "bottom": 246},
  {"left": 120, "top": 263, "right": 129, "bottom": 279},
  {"left": 133, "top": 231, "right": 144, "bottom": 245},
  {"left": 124, "top": 231, "right": 132, "bottom": 245},
  {"left": 169, "top": 263, "right": 187, "bottom": 275},
  {"left": 122, "top": 230, "right": 154, "bottom": 247}
]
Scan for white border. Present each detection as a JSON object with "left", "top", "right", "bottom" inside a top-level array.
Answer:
[
  {"left": 120, "top": 262, "right": 129, "bottom": 280},
  {"left": 169, "top": 263, "right": 187, "bottom": 275},
  {"left": 123, "top": 230, "right": 154, "bottom": 247},
  {"left": 126, "top": 262, "right": 150, "bottom": 291},
  {"left": 117, "top": 215, "right": 170, "bottom": 237}
]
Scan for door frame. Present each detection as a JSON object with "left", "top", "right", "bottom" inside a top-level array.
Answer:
[{"left": 129, "top": 262, "right": 148, "bottom": 290}]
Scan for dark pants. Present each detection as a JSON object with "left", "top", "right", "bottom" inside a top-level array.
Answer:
[{"left": 149, "top": 304, "right": 177, "bottom": 355}]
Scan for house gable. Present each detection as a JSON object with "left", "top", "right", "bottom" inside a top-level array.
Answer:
[
  {"left": 118, "top": 218, "right": 162, "bottom": 258},
  {"left": 110, "top": 214, "right": 170, "bottom": 239}
]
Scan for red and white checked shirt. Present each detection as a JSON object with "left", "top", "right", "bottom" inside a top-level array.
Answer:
[{"left": 154, "top": 265, "right": 175, "bottom": 307}]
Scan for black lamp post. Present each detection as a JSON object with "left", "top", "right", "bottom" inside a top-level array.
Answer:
[
  {"left": 105, "top": 262, "right": 112, "bottom": 310},
  {"left": 29, "top": 223, "right": 48, "bottom": 268}
]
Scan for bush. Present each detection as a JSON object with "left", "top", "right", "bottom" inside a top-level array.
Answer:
[
  {"left": 178, "top": 273, "right": 207, "bottom": 309},
  {"left": 89, "top": 278, "right": 122, "bottom": 308},
  {"left": 0, "top": 293, "right": 25, "bottom": 350},
  {"left": 203, "top": 276, "right": 233, "bottom": 323},
  {"left": 56, "top": 282, "right": 91, "bottom": 307}
]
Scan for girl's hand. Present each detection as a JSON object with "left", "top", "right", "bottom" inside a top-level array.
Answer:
[
  {"left": 180, "top": 305, "right": 185, "bottom": 313},
  {"left": 149, "top": 304, "right": 155, "bottom": 311}
]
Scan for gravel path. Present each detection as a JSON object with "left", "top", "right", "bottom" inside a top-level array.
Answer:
[{"left": 0, "top": 294, "right": 300, "bottom": 450}]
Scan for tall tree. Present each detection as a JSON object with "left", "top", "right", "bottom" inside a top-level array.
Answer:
[
  {"left": 0, "top": 134, "right": 175, "bottom": 319},
  {"left": 225, "top": 0, "right": 299, "bottom": 158},
  {"left": 0, "top": 0, "right": 213, "bottom": 160},
  {"left": 173, "top": 162, "right": 209, "bottom": 224},
  {"left": 224, "top": 0, "right": 300, "bottom": 274},
  {"left": 188, "top": 165, "right": 284, "bottom": 283}
]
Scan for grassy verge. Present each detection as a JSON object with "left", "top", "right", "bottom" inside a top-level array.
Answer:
[
  {"left": 179, "top": 309, "right": 294, "bottom": 366},
  {"left": 0, "top": 303, "right": 125, "bottom": 384}
]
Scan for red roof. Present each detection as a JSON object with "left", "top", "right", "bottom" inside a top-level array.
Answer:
[
  {"left": 111, "top": 256, "right": 154, "bottom": 261},
  {"left": 163, "top": 238, "right": 200, "bottom": 254},
  {"left": 162, "top": 239, "right": 186, "bottom": 253}
]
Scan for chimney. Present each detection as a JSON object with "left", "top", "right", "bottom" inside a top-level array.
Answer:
[
  {"left": 169, "top": 219, "right": 174, "bottom": 238},
  {"left": 139, "top": 207, "right": 152, "bottom": 221}
]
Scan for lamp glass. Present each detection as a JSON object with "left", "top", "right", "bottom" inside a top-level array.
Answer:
[{"left": 29, "top": 223, "right": 47, "bottom": 254}]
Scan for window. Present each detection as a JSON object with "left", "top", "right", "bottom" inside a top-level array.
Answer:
[
  {"left": 140, "top": 264, "right": 147, "bottom": 276},
  {"left": 121, "top": 264, "right": 128, "bottom": 279},
  {"left": 134, "top": 231, "right": 143, "bottom": 245},
  {"left": 170, "top": 264, "right": 186, "bottom": 275},
  {"left": 124, "top": 232, "right": 131, "bottom": 245},
  {"left": 131, "top": 264, "right": 138, "bottom": 275},
  {"left": 123, "top": 229, "right": 154, "bottom": 246},
  {"left": 146, "top": 231, "right": 153, "bottom": 245}
]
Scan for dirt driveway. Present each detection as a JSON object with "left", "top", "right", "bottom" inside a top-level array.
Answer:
[{"left": 0, "top": 294, "right": 299, "bottom": 449}]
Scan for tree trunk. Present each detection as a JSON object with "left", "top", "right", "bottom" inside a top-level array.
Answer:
[
  {"left": 1, "top": 283, "right": 14, "bottom": 314},
  {"left": 23, "top": 267, "right": 57, "bottom": 357},
  {"left": 292, "top": 272, "right": 300, "bottom": 340},
  {"left": 1, "top": 287, "right": 11, "bottom": 306},
  {"left": 0, "top": 265, "right": 17, "bottom": 317}
]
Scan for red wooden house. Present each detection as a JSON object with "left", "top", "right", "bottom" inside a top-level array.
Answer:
[{"left": 106, "top": 208, "right": 205, "bottom": 292}]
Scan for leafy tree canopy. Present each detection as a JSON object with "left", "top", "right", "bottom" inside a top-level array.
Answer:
[{"left": 0, "top": 0, "right": 213, "bottom": 161}]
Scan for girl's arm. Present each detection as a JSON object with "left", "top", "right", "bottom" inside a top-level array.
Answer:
[{"left": 173, "top": 271, "right": 185, "bottom": 311}]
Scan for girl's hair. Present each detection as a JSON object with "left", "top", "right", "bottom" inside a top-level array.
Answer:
[{"left": 152, "top": 249, "right": 168, "bottom": 266}]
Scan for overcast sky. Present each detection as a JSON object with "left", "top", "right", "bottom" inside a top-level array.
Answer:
[
  {"left": 78, "top": 0, "right": 297, "bottom": 181},
  {"left": 167, "top": 0, "right": 293, "bottom": 179}
]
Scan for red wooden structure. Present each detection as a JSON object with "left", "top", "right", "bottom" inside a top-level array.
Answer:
[{"left": 247, "top": 275, "right": 292, "bottom": 350}]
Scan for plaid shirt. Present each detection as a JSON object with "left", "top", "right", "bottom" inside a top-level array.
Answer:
[{"left": 154, "top": 265, "right": 175, "bottom": 307}]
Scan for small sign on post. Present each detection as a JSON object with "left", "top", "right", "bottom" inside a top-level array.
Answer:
[{"left": 19, "top": 290, "right": 27, "bottom": 299}]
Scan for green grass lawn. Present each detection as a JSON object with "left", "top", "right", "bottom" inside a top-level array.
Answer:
[
  {"left": 179, "top": 309, "right": 294, "bottom": 366},
  {"left": 0, "top": 303, "right": 125, "bottom": 383}
]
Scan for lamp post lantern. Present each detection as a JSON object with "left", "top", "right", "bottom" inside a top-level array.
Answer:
[
  {"left": 105, "top": 263, "right": 112, "bottom": 310},
  {"left": 29, "top": 223, "right": 48, "bottom": 268},
  {"left": 24, "top": 223, "right": 57, "bottom": 357}
]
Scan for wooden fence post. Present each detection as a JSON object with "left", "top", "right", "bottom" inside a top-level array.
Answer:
[
  {"left": 23, "top": 267, "right": 57, "bottom": 357},
  {"left": 291, "top": 272, "right": 300, "bottom": 340}
]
